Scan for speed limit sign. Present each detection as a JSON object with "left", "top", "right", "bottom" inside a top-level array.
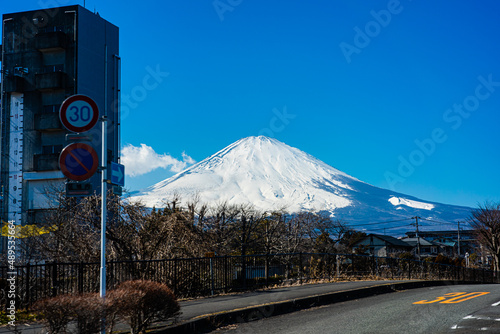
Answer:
[{"left": 59, "top": 95, "right": 99, "bottom": 133}]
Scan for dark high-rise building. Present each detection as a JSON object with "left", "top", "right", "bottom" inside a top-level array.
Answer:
[{"left": 0, "top": 6, "right": 120, "bottom": 231}]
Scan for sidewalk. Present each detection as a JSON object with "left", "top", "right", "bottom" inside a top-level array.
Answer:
[{"left": 0, "top": 279, "right": 463, "bottom": 333}]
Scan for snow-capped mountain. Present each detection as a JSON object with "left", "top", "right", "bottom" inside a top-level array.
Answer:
[{"left": 131, "top": 136, "right": 472, "bottom": 230}]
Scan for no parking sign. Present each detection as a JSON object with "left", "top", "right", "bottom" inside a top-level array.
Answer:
[{"left": 59, "top": 143, "right": 99, "bottom": 181}]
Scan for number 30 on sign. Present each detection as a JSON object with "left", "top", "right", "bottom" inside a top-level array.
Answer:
[{"left": 59, "top": 95, "right": 99, "bottom": 133}]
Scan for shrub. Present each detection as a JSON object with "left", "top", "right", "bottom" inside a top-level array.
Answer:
[
  {"left": 33, "top": 293, "right": 109, "bottom": 334},
  {"left": 71, "top": 293, "right": 105, "bottom": 334},
  {"left": 108, "top": 280, "right": 180, "bottom": 334},
  {"left": 32, "top": 280, "right": 179, "bottom": 334},
  {"left": 434, "top": 254, "right": 453, "bottom": 265},
  {"left": 32, "top": 294, "right": 75, "bottom": 334},
  {"left": 398, "top": 252, "right": 415, "bottom": 260}
]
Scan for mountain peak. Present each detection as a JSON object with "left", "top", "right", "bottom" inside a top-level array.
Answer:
[
  {"left": 137, "top": 136, "right": 354, "bottom": 212},
  {"left": 219, "top": 136, "right": 292, "bottom": 156},
  {"left": 132, "top": 137, "right": 471, "bottom": 228}
]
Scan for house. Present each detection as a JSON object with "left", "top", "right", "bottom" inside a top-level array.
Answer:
[
  {"left": 401, "top": 237, "right": 440, "bottom": 258},
  {"left": 352, "top": 234, "right": 413, "bottom": 257},
  {"left": 404, "top": 230, "right": 476, "bottom": 257}
]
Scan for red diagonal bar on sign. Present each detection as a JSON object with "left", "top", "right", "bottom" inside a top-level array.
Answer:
[{"left": 68, "top": 150, "right": 91, "bottom": 173}]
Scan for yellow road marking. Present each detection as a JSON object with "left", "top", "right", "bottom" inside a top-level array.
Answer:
[
  {"left": 441, "top": 292, "right": 490, "bottom": 304},
  {"left": 414, "top": 292, "right": 490, "bottom": 305}
]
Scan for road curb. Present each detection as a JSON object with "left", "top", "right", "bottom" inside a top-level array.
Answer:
[{"left": 153, "top": 280, "right": 486, "bottom": 333}]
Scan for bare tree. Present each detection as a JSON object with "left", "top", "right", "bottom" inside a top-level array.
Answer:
[
  {"left": 105, "top": 196, "right": 207, "bottom": 260},
  {"left": 24, "top": 191, "right": 207, "bottom": 263},
  {"left": 273, "top": 213, "right": 311, "bottom": 254},
  {"left": 257, "top": 210, "right": 287, "bottom": 255},
  {"left": 21, "top": 186, "right": 370, "bottom": 267},
  {"left": 469, "top": 202, "right": 500, "bottom": 271},
  {"left": 200, "top": 202, "right": 241, "bottom": 255}
]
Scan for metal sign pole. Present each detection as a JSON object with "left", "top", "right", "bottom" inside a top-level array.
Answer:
[
  {"left": 100, "top": 43, "right": 109, "bottom": 334},
  {"left": 100, "top": 116, "right": 107, "bottom": 299}
]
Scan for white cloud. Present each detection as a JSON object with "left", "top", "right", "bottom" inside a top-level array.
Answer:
[
  {"left": 121, "top": 144, "right": 196, "bottom": 177},
  {"left": 182, "top": 151, "right": 196, "bottom": 165}
]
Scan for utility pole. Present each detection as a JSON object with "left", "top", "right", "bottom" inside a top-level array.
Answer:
[
  {"left": 457, "top": 221, "right": 461, "bottom": 257},
  {"left": 411, "top": 216, "right": 421, "bottom": 260}
]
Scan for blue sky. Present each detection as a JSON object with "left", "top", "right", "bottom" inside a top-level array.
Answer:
[{"left": 3, "top": 0, "right": 500, "bottom": 208}]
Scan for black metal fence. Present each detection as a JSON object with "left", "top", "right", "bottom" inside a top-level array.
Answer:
[{"left": 1, "top": 253, "right": 498, "bottom": 310}]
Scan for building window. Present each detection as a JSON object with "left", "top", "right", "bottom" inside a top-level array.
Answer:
[
  {"left": 42, "top": 105, "right": 59, "bottom": 114},
  {"left": 39, "top": 25, "right": 65, "bottom": 33},
  {"left": 42, "top": 64, "right": 64, "bottom": 73},
  {"left": 42, "top": 145, "right": 63, "bottom": 154}
]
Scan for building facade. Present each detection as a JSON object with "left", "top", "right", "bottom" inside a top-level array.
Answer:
[
  {"left": 352, "top": 234, "right": 413, "bottom": 257},
  {"left": 404, "top": 230, "right": 476, "bottom": 257},
  {"left": 0, "top": 6, "right": 120, "bottom": 231}
]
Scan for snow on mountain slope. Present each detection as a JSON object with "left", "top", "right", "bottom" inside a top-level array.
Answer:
[
  {"left": 388, "top": 196, "right": 435, "bottom": 211},
  {"left": 136, "top": 136, "right": 355, "bottom": 212},
  {"left": 131, "top": 136, "right": 472, "bottom": 226}
]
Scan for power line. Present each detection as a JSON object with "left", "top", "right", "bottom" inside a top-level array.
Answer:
[
  {"left": 362, "top": 224, "right": 415, "bottom": 233},
  {"left": 420, "top": 217, "right": 473, "bottom": 228},
  {"left": 346, "top": 218, "right": 413, "bottom": 227}
]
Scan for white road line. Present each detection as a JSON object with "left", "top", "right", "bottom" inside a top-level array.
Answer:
[{"left": 492, "top": 301, "right": 500, "bottom": 307}]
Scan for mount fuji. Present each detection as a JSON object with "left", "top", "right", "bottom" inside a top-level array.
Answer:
[{"left": 131, "top": 136, "right": 472, "bottom": 231}]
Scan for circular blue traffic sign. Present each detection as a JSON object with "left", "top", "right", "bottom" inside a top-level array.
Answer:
[
  {"left": 59, "top": 143, "right": 99, "bottom": 181},
  {"left": 59, "top": 95, "right": 99, "bottom": 133}
]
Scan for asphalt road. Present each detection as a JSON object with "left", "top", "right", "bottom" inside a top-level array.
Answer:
[
  {"left": 212, "top": 284, "right": 500, "bottom": 334},
  {"left": 178, "top": 280, "right": 410, "bottom": 320}
]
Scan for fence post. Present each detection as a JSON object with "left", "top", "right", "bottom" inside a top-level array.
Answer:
[
  {"left": 78, "top": 262, "right": 84, "bottom": 294},
  {"left": 210, "top": 257, "right": 215, "bottom": 296},
  {"left": 336, "top": 255, "right": 340, "bottom": 279},
  {"left": 241, "top": 254, "right": 247, "bottom": 290},
  {"left": 25, "top": 263, "right": 30, "bottom": 308},
  {"left": 51, "top": 262, "right": 58, "bottom": 297},
  {"left": 299, "top": 252, "right": 303, "bottom": 284},
  {"left": 224, "top": 256, "right": 229, "bottom": 293},
  {"left": 108, "top": 261, "right": 113, "bottom": 291},
  {"left": 173, "top": 259, "right": 178, "bottom": 295},
  {"left": 391, "top": 258, "right": 394, "bottom": 280},
  {"left": 265, "top": 253, "right": 269, "bottom": 286},
  {"left": 351, "top": 254, "right": 355, "bottom": 277}
]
